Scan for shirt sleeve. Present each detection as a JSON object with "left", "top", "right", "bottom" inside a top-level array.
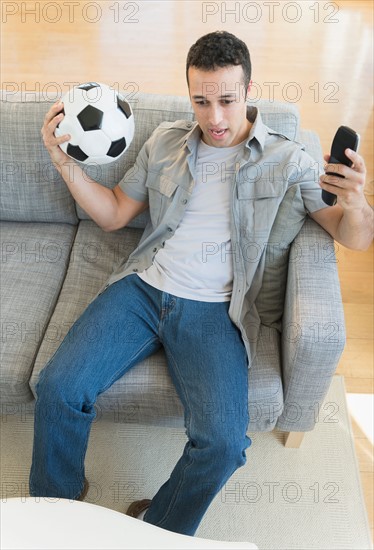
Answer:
[
  {"left": 117, "top": 139, "right": 150, "bottom": 203},
  {"left": 294, "top": 149, "right": 330, "bottom": 214}
]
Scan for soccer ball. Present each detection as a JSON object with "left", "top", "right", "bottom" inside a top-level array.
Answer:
[{"left": 55, "top": 82, "right": 135, "bottom": 165}]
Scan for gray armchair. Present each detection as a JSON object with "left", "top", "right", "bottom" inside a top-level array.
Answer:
[
  {"left": 278, "top": 217, "right": 346, "bottom": 445},
  {"left": 0, "top": 92, "right": 345, "bottom": 447}
]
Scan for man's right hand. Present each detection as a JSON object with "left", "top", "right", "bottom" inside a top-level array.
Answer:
[
  {"left": 41, "top": 100, "right": 72, "bottom": 166},
  {"left": 39, "top": 99, "right": 148, "bottom": 232}
]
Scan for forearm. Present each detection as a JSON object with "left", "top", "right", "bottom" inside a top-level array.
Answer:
[
  {"left": 54, "top": 159, "right": 118, "bottom": 231},
  {"left": 336, "top": 200, "right": 374, "bottom": 250},
  {"left": 318, "top": 149, "right": 373, "bottom": 251}
]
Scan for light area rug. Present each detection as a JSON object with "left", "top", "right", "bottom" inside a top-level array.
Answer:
[{"left": 0, "top": 375, "right": 372, "bottom": 550}]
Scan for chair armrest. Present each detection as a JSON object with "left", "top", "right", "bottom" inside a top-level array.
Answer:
[{"left": 276, "top": 217, "right": 346, "bottom": 432}]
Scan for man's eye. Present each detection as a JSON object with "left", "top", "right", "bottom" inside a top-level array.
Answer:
[
  {"left": 195, "top": 101, "right": 207, "bottom": 105},
  {"left": 222, "top": 100, "right": 234, "bottom": 105}
]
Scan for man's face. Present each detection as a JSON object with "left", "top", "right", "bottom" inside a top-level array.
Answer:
[{"left": 188, "top": 65, "right": 251, "bottom": 148}]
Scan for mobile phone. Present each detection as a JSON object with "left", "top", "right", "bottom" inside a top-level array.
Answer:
[{"left": 322, "top": 126, "right": 360, "bottom": 206}]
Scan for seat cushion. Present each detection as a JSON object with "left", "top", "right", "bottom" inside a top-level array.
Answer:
[
  {"left": 0, "top": 221, "right": 76, "bottom": 403},
  {"left": 29, "top": 221, "right": 283, "bottom": 430},
  {"left": 96, "top": 324, "right": 283, "bottom": 431},
  {"left": 248, "top": 325, "right": 283, "bottom": 431},
  {"left": 30, "top": 221, "right": 144, "bottom": 394}
]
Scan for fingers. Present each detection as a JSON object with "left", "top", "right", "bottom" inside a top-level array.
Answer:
[
  {"left": 43, "top": 100, "right": 64, "bottom": 125},
  {"left": 323, "top": 150, "right": 366, "bottom": 177},
  {"left": 320, "top": 154, "right": 366, "bottom": 206},
  {"left": 320, "top": 173, "right": 345, "bottom": 191},
  {"left": 324, "top": 163, "right": 348, "bottom": 178},
  {"left": 323, "top": 155, "right": 366, "bottom": 185},
  {"left": 345, "top": 148, "right": 366, "bottom": 174},
  {"left": 320, "top": 167, "right": 363, "bottom": 188},
  {"left": 49, "top": 112, "right": 69, "bottom": 144},
  {"left": 321, "top": 148, "right": 367, "bottom": 209},
  {"left": 41, "top": 100, "right": 70, "bottom": 148}
]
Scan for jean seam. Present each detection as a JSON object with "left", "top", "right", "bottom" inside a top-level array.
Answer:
[
  {"left": 34, "top": 338, "right": 68, "bottom": 396},
  {"left": 150, "top": 342, "right": 194, "bottom": 527},
  {"left": 98, "top": 336, "right": 160, "bottom": 395},
  {"left": 152, "top": 443, "right": 194, "bottom": 529}
]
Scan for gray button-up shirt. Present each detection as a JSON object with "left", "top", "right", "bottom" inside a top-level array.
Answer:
[{"left": 101, "top": 106, "right": 327, "bottom": 364}]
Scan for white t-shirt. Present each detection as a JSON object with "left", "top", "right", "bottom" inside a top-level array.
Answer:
[{"left": 138, "top": 138, "right": 246, "bottom": 302}]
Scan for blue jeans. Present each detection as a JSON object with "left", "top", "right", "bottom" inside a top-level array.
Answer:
[{"left": 29, "top": 274, "right": 251, "bottom": 536}]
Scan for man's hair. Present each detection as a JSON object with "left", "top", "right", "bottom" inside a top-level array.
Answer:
[{"left": 186, "top": 31, "right": 252, "bottom": 92}]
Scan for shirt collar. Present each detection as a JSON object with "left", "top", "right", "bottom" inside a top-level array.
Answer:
[{"left": 183, "top": 106, "right": 267, "bottom": 153}]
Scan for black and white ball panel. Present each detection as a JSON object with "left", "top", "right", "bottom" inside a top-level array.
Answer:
[{"left": 55, "top": 82, "right": 134, "bottom": 165}]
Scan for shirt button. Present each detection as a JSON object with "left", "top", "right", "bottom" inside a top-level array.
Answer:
[
  {"left": 132, "top": 268, "right": 139, "bottom": 272},
  {"left": 153, "top": 247, "right": 157, "bottom": 252},
  {"left": 167, "top": 227, "right": 173, "bottom": 232},
  {"left": 182, "top": 199, "right": 188, "bottom": 205}
]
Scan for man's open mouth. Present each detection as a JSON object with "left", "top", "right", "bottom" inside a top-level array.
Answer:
[{"left": 209, "top": 129, "right": 227, "bottom": 138}]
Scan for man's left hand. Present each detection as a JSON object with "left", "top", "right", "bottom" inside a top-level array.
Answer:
[{"left": 320, "top": 149, "right": 367, "bottom": 211}]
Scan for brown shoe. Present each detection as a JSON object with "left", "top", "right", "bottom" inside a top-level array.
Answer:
[
  {"left": 126, "top": 499, "right": 152, "bottom": 518},
  {"left": 77, "top": 478, "right": 89, "bottom": 501}
]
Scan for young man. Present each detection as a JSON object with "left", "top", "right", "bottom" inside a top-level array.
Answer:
[{"left": 30, "top": 31, "right": 373, "bottom": 536}]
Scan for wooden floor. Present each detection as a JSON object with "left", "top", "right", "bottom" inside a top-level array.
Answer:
[{"left": 1, "top": 0, "right": 373, "bottom": 542}]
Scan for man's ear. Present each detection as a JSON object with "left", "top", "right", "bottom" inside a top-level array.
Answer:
[{"left": 243, "top": 79, "right": 252, "bottom": 101}]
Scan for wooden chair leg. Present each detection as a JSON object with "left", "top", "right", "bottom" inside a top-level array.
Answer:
[{"left": 284, "top": 431, "right": 305, "bottom": 448}]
